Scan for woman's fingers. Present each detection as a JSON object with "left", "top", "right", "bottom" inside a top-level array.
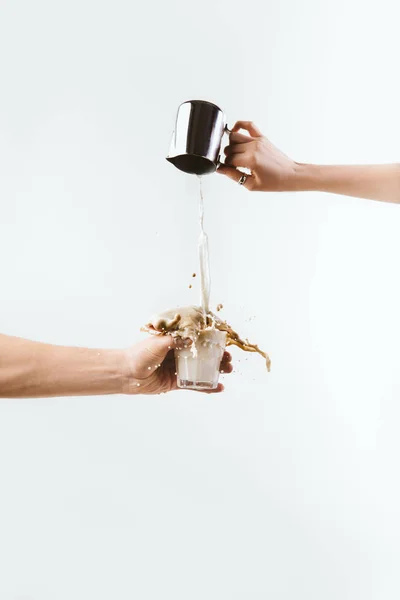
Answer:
[
  {"left": 216, "top": 163, "right": 240, "bottom": 179},
  {"left": 225, "top": 152, "right": 254, "bottom": 169},
  {"left": 224, "top": 141, "right": 254, "bottom": 156},
  {"left": 220, "top": 362, "right": 233, "bottom": 374},
  {"left": 232, "top": 120, "right": 263, "bottom": 138},
  {"left": 229, "top": 131, "right": 253, "bottom": 144},
  {"left": 222, "top": 351, "right": 232, "bottom": 362},
  {"left": 220, "top": 351, "right": 233, "bottom": 373},
  {"left": 199, "top": 383, "right": 225, "bottom": 394},
  {"left": 224, "top": 144, "right": 245, "bottom": 156},
  {"left": 177, "top": 383, "right": 225, "bottom": 394},
  {"left": 216, "top": 164, "right": 253, "bottom": 188}
]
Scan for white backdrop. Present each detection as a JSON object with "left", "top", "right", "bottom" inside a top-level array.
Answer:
[{"left": 0, "top": 0, "right": 399, "bottom": 598}]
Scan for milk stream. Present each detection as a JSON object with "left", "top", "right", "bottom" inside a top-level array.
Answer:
[{"left": 198, "top": 176, "right": 211, "bottom": 314}]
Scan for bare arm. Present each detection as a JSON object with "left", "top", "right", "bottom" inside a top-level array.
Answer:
[
  {"left": 0, "top": 333, "right": 231, "bottom": 398},
  {"left": 218, "top": 121, "right": 400, "bottom": 204},
  {"left": 0, "top": 334, "right": 127, "bottom": 398},
  {"left": 293, "top": 163, "right": 400, "bottom": 203}
]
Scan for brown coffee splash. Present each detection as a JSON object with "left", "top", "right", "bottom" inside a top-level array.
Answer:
[{"left": 142, "top": 305, "right": 271, "bottom": 371}]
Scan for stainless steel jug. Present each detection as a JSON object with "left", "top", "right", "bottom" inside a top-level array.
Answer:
[{"left": 166, "top": 100, "right": 230, "bottom": 175}]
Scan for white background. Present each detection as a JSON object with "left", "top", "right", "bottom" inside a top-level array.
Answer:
[{"left": 0, "top": 0, "right": 399, "bottom": 598}]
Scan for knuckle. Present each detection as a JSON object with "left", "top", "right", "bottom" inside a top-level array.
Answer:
[{"left": 247, "top": 177, "right": 255, "bottom": 191}]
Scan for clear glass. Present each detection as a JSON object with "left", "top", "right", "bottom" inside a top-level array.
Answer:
[{"left": 175, "top": 329, "right": 227, "bottom": 390}]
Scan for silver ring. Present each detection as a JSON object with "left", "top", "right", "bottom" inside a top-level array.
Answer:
[{"left": 238, "top": 174, "right": 248, "bottom": 186}]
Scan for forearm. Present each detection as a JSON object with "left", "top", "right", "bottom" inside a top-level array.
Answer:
[
  {"left": 293, "top": 163, "right": 400, "bottom": 203},
  {"left": 0, "top": 334, "right": 127, "bottom": 398}
]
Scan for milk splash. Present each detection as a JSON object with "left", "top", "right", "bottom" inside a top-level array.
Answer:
[{"left": 198, "top": 176, "right": 211, "bottom": 314}]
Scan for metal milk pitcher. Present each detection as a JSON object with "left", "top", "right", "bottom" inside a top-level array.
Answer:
[{"left": 166, "top": 100, "right": 230, "bottom": 175}]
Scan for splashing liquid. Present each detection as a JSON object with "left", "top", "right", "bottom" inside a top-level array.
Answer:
[{"left": 198, "top": 176, "right": 211, "bottom": 314}]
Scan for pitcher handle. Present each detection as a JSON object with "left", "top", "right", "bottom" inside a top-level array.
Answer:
[{"left": 216, "top": 124, "right": 232, "bottom": 168}]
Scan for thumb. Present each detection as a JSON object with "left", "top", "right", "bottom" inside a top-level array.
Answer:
[
  {"left": 217, "top": 164, "right": 241, "bottom": 182},
  {"left": 144, "top": 335, "right": 175, "bottom": 363}
]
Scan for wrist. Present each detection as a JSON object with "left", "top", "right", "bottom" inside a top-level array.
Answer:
[
  {"left": 117, "top": 348, "right": 149, "bottom": 395},
  {"left": 291, "top": 163, "right": 324, "bottom": 192},
  {"left": 291, "top": 163, "right": 312, "bottom": 191},
  {"left": 116, "top": 348, "right": 137, "bottom": 395},
  {"left": 269, "top": 162, "right": 313, "bottom": 193},
  {"left": 94, "top": 349, "right": 130, "bottom": 396}
]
